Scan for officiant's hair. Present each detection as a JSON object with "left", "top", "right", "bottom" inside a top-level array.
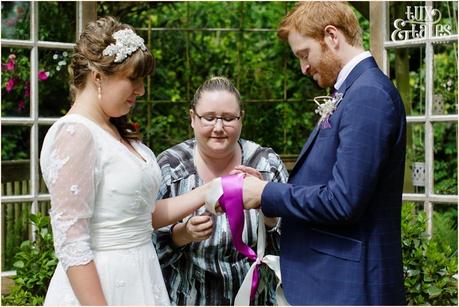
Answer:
[
  {"left": 277, "top": 1, "right": 362, "bottom": 48},
  {"left": 191, "top": 76, "right": 243, "bottom": 111}
]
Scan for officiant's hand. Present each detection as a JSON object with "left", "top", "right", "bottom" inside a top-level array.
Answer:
[
  {"left": 171, "top": 213, "right": 214, "bottom": 246},
  {"left": 184, "top": 213, "right": 214, "bottom": 242},
  {"left": 242, "top": 175, "right": 267, "bottom": 210}
]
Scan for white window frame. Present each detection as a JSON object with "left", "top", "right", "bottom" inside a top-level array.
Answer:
[
  {"left": 371, "top": 1, "right": 458, "bottom": 236},
  {"left": 1, "top": 0, "right": 95, "bottom": 277}
]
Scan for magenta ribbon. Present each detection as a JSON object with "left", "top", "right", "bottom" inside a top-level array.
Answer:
[{"left": 219, "top": 174, "right": 260, "bottom": 302}]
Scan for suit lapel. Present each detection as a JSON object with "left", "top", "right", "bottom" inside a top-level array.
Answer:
[
  {"left": 290, "top": 125, "right": 319, "bottom": 177},
  {"left": 290, "top": 57, "right": 379, "bottom": 179}
]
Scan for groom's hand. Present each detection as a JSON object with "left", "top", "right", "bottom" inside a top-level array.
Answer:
[
  {"left": 230, "top": 165, "right": 263, "bottom": 179},
  {"left": 242, "top": 176, "right": 268, "bottom": 210}
]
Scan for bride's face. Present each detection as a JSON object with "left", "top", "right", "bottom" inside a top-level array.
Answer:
[
  {"left": 97, "top": 69, "right": 145, "bottom": 118},
  {"left": 190, "top": 90, "right": 242, "bottom": 158}
]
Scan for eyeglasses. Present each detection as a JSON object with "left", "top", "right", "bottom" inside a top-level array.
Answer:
[{"left": 194, "top": 111, "right": 241, "bottom": 127}]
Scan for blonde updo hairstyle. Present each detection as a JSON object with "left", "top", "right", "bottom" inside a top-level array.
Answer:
[
  {"left": 69, "top": 16, "right": 155, "bottom": 141},
  {"left": 191, "top": 76, "right": 243, "bottom": 113}
]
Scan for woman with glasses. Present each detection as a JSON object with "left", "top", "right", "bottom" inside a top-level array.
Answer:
[{"left": 152, "top": 76, "right": 288, "bottom": 305}]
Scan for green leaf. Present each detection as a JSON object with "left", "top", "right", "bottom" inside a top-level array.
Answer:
[
  {"left": 13, "top": 260, "right": 25, "bottom": 269},
  {"left": 427, "top": 286, "right": 442, "bottom": 298}
]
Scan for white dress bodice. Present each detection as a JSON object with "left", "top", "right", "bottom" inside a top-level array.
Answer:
[{"left": 41, "top": 114, "right": 169, "bottom": 305}]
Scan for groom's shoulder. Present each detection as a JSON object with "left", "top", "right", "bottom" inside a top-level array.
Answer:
[{"left": 350, "top": 66, "right": 401, "bottom": 103}]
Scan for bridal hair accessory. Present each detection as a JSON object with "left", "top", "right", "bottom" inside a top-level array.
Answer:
[
  {"left": 314, "top": 92, "right": 343, "bottom": 129},
  {"left": 102, "top": 29, "right": 146, "bottom": 63}
]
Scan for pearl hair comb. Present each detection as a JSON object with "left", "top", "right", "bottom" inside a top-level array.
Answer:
[{"left": 102, "top": 28, "right": 147, "bottom": 63}]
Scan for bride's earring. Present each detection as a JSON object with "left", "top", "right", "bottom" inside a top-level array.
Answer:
[{"left": 98, "top": 83, "right": 102, "bottom": 101}]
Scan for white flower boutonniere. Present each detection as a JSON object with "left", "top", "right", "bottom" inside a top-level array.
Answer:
[{"left": 314, "top": 92, "right": 343, "bottom": 129}]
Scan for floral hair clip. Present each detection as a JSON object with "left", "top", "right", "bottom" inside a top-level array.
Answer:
[
  {"left": 314, "top": 92, "right": 343, "bottom": 129},
  {"left": 102, "top": 28, "right": 147, "bottom": 63}
]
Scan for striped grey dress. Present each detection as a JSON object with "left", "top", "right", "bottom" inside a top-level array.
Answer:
[{"left": 152, "top": 138, "right": 288, "bottom": 305}]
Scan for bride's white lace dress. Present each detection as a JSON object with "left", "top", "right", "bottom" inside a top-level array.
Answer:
[{"left": 40, "top": 114, "right": 170, "bottom": 305}]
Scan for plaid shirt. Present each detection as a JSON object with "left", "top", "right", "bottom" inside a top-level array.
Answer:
[{"left": 152, "top": 139, "right": 288, "bottom": 305}]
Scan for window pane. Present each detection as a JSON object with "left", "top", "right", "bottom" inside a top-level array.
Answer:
[
  {"left": 1, "top": 1, "right": 30, "bottom": 40},
  {"left": 404, "top": 122, "right": 425, "bottom": 194},
  {"left": 38, "top": 1, "right": 76, "bottom": 43},
  {"left": 433, "top": 42, "right": 458, "bottom": 115},
  {"left": 1, "top": 202, "right": 32, "bottom": 270},
  {"left": 433, "top": 1, "right": 458, "bottom": 36},
  {"left": 1, "top": 125, "right": 30, "bottom": 161},
  {"left": 38, "top": 124, "right": 52, "bottom": 195},
  {"left": 387, "top": 46, "right": 426, "bottom": 116},
  {"left": 1, "top": 47, "right": 31, "bottom": 117},
  {"left": 433, "top": 122, "right": 457, "bottom": 195},
  {"left": 38, "top": 49, "right": 72, "bottom": 117},
  {"left": 432, "top": 204, "right": 457, "bottom": 255}
]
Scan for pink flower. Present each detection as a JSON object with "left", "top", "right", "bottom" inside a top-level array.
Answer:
[
  {"left": 17, "top": 100, "right": 25, "bottom": 112},
  {"left": 6, "top": 59, "right": 15, "bottom": 71},
  {"left": 5, "top": 18, "right": 16, "bottom": 27},
  {"left": 24, "top": 81, "right": 30, "bottom": 97},
  {"left": 6, "top": 78, "right": 16, "bottom": 92},
  {"left": 38, "top": 71, "right": 49, "bottom": 81},
  {"left": 5, "top": 54, "right": 15, "bottom": 71}
]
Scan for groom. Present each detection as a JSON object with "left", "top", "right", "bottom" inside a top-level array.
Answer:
[{"left": 241, "top": 2, "right": 406, "bottom": 305}]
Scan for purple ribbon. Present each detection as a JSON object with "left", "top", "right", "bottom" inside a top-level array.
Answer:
[{"left": 219, "top": 174, "right": 260, "bottom": 302}]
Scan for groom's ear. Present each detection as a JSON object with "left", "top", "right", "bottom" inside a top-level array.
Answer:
[{"left": 324, "top": 25, "right": 339, "bottom": 49}]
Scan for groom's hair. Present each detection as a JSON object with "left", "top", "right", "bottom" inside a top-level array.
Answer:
[{"left": 277, "top": 1, "right": 362, "bottom": 48}]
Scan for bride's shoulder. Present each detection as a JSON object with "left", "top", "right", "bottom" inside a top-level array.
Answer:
[{"left": 43, "top": 115, "right": 95, "bottom": 150}]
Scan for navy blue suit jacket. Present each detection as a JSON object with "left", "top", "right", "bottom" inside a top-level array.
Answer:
[{"left": 262, "top": 57, "right": 406, "bottom": 305}]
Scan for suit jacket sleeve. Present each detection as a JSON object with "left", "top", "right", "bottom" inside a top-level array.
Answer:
[{"left": 261, "top": 85, "right": 401, "bottom": 225}]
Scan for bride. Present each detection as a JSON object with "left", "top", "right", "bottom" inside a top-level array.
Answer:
[{"left": 40, "top": 16, "right": 210, "bottom": 305}]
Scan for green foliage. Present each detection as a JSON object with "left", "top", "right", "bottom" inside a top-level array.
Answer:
[
  {"left": 432, "top": 208, "right": 458, "bottom": 255},
  {"left": 3, "top": 204, "right": 30, "bottom": 271},
  {"left": 99, "top": 1, "right": 325, "bottom": 155},
  {"left": 402, "top": 203, "right": 458, "bottom": 305},
  {"left": 1, "top": 213, "right": 57, "bottom": 306}
]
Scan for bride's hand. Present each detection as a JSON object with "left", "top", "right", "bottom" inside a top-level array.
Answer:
[
  {"left": 230, "top": 165, "right": 262, "bottom": 179},
  {"left": 184, "top": 213, "right": 214, "bottom": 242}
]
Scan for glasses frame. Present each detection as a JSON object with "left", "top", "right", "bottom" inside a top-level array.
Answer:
[{"left": 193, "top": 110, "right": 242, "bottom": 127}]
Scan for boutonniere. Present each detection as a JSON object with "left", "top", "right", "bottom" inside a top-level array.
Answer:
[{"left": 314, "top": 92, "right": 343, "bottom": 129}]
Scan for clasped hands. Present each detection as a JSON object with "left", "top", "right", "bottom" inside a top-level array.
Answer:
[{"left": 177, "top": 166, "right": 270, "bottom": 245}]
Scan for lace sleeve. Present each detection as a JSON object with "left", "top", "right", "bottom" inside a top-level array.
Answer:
[{"left": 41, "top": 122, "right": 97, "bottom": 271}]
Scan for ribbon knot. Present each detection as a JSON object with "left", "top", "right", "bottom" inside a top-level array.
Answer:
[{"left": 205, "top": 175, "right": 288, "bottom": 306}]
